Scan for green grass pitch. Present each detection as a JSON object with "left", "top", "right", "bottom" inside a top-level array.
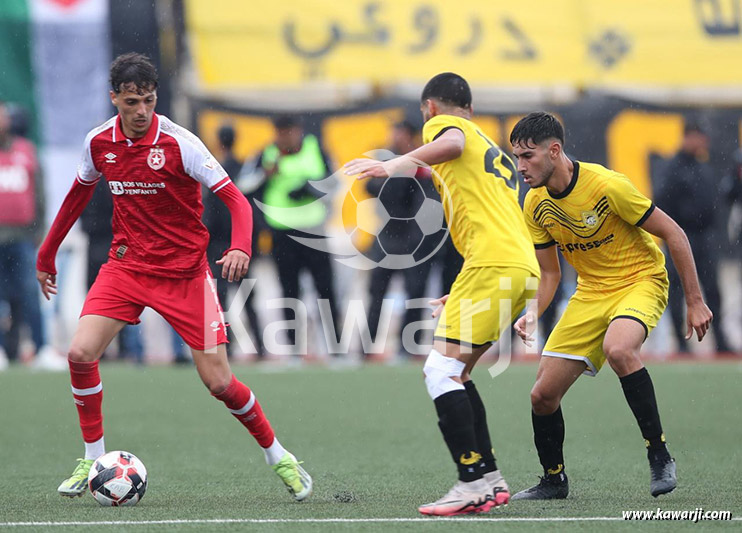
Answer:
[{"left": 1, "top": 361, "right": 740, "bottom": 532}]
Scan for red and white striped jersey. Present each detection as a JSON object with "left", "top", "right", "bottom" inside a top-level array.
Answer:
[{"left": 79, "top": 114, "right": 230, "bottom": 277}]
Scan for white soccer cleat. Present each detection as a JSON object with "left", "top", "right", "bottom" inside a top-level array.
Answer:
[
  {"left": 418, "top": 479, "right": 495, "bottom": 516},
  {"left": 484, "top": 469, "right": 510, "bottom": 507}
]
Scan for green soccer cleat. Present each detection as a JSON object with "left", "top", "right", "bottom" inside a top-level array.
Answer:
[
  {"left": 272, "top": 453, "right": 312, "bottom": 501},
  {"left": 57, "top": 458, "right": 94, "bottom": 498}
]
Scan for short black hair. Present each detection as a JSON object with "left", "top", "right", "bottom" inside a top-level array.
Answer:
[
  {"left": 510, "top": 112, "right": 564, "bottom": 147},
  {"left": 110, "top": 52, "right": 158, "bottom": 94},
  {"left": 217, "top": 124, "right": 235, "bottom": 149},
  {"left": 420, "top": 72, "right": 472, "bottom": 109},
  {"left": 272, "top": 114, "right": 302, "bottom": 129},
  {"left": 394, "top": 118, "right": 421, "bottom": 136}
]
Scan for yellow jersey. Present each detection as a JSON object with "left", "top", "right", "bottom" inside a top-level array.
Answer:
[
  {"left": 421, "top": 114, "right": 538, "bottom": 275},
  {"left": 524, "top": 161, "right": 667, "bottom": 293}
]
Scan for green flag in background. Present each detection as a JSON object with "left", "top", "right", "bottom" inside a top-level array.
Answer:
[
  {"left": 0, "top": 0, "right": 110, "bottom": 219},
  {"left": 0, "top": 0, "right": 37, "bottom": 141}
]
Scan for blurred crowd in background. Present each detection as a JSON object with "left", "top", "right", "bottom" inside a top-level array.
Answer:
[
  {"left": 1, "top": 0, "right": 742, "bottom": 370},
  {"left": 1, "top": 101, "right": 741, "bottom": 371}
]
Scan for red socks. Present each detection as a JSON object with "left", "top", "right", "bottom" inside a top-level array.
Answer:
[
  {"left": 68, "top": 359, "right": 104, "bottom": 443},
  {"left": 214, "top": 375, "right": 275, "bottom": 448},
  {"left": 69, "top": 363, "right": 274, "bottom": 450}
]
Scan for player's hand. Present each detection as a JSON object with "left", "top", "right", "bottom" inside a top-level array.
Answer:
[
  {"left": 685, "top": 300, "right": 712, "bottom": 342},
  {"left": 36, "top": 270, "right": 57, "bottom": 300},
  {"left": 344, "top": 157, "right": 418, "bottom": 180},
  {"left": 514, "top": 310, "right": 538, "bottom": 347},
  {"left": 343, "top": 158, "right": 390, "bottom": 180},
  {"left": 428, "top": 294, "right": 449, "bottom": 318},
  {"left": 216, "top": 250, "right": 251, "bottom": 282}
]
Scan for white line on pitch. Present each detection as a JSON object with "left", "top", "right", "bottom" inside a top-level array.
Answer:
[{"left": 1, "top": 517, "right": 740, "bottom": 527}]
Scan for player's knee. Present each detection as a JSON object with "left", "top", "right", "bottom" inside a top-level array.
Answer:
[
  {"left": 67, "top": 345, "right": 97, "bottom": 363},
  {"left": 530, "top": 386, "right": 560, "bottom": 415},
  {"left": 423, "top": 349, "right": 465, "bottom": 400},
  {"left": 604, "top": 343, "right": 643, "bottom": 374},
  {"left": 604, "top": 343, "right": 639, "bottom": 365},
  {"left": 205, "top": 375, "right": 231, "bottom": 396}
]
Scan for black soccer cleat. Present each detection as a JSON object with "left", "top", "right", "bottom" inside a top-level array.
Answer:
[
  {"left": 511, "top": 471, "right": 569, "bottom": 501},
  {"left": 649, "top": 449, "right": 677, "bottom": 497}
]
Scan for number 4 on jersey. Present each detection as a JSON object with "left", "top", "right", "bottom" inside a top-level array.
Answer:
[{"left": 478, "top": 131, "right": 518, "bottom": 191}]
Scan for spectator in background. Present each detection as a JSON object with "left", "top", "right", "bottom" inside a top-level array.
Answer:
[
  {"left": 239, "top": 115, "right": 339, "bottom": 356},
  {"left": 0, "top": 100, "right": 65, "bottom": 370},
  {"left": 723, "top": 147, "right": 742, "bottom": 248},
  {"left": 722, "top": 147, "right": 742, "bottom": 354},
  {"left": 657, "top": 121, "right": 731, "bottom": 353},
  {"left": 204, "top": 124, "right": 264, "bottom": 358},
  {"left": 79, "top": 179, "right": 144, "bottom": 363},
  {"left": 364, "top": 119, "right": 437, "bottom": 360},
  {"left": 429, "top": 222, "right": 464, "bottom": 299}
]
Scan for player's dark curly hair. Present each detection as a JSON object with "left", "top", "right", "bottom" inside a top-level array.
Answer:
[
  {"left": 510, "top": 112, "right": 565, "bottom": 147},
  {"left": 421, "top": 72, "right": 472, "bottom": 109},
  {"left": 110, "top": 52, "right": 158, "bottom": 94}
]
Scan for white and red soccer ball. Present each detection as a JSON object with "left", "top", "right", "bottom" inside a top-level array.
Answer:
[{"left": 88, "top": 451, "right": 147, "bottom": 507}]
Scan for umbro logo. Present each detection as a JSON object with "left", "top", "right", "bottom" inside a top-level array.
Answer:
[{"left": 104, "top": 152, "right": 117, "bottom": 164}]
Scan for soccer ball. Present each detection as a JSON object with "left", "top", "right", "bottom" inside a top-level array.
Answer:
[{"left": 88, "top": 451, "right": 148, "bottom": 507}]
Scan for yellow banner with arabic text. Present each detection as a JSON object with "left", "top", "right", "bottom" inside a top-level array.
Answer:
[{"left": 185, "top": 0, "right": 742, "bottom": 89}]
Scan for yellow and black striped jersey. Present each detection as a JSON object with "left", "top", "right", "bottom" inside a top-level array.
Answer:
[
  {"left": 524, "top": 161, "right": 667, "bottom": 293},
  {"left": 422, "top": 114, "right": 538, "bottom": 275}
]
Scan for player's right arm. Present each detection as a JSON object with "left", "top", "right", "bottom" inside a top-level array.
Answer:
[
  {"left": 343, "top": 128, "right": 465, "bottom": 179},
  {"left": 514, "top": 194, "right": 561, "bottom": 345},
  {"left": 514, "top": 245, "right": 561, "bottom": 346},
  {"left": 36, "top": 134, "right": 102, "bottom": 299}
]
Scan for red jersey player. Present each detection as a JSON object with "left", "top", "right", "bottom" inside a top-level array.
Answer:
[{"left": 36, "top": 53, "right": 312, "bottom": 501}]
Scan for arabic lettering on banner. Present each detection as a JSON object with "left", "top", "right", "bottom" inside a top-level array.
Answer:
[{"left": 185, "top": 0, "right": 742, "bottom": 89}]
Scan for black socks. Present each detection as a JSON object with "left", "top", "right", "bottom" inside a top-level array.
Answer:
[
  {"left": 464, "top": 380, "right": 498, "bottom": 474},
  {"left": 527, "top": 367, "right": 668, "bottom": 480},
  {"left": 620, "top": 367, "right": 667, "bottom": 452},
  {"left": 434, "top": 390, "right": 482, "bottom": 482},
  {"left": 532, "top": 406, "right": 565, "bottom": 475}
]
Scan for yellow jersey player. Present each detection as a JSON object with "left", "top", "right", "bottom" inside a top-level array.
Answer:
[
  {"left": 509, "top": 112, "right": 712, "bottom": 500},
  {"left": 345, "top": 73, "right": 539, "bottom": 516}
]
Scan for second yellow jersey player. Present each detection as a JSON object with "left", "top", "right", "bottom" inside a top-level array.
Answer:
[
  {"left": 524, "top": 161, "right": 668, "bottom": 374},
  {"left": 509, "top": 112, "right": 712, "bottom": 502},
  {"left": 422, "top": 114, "right": 539, "bottom": 347}
]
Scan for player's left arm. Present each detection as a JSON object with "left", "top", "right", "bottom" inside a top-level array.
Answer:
[
  {"left": 213, "top": 180, "right": 253, "bottom": 282},
  {"left": 343, "top": 128, "right": 465, "bottom": 179},
  {"left": 607, "top": 175, "right": 712, "bottom": 341},
  {"left": 177, "top": 128, "right": 253, "bottom": 282},
  {"left": 638, "top": 207, "right": 712, "bottom": 341}
]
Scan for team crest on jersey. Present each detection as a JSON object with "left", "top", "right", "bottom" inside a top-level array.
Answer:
[
  {"left": 581, "top": 210, "right": 599, "bottom": 227},
  {"left": 147, "top": 148, "right": 166, "bottom": 170}
]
